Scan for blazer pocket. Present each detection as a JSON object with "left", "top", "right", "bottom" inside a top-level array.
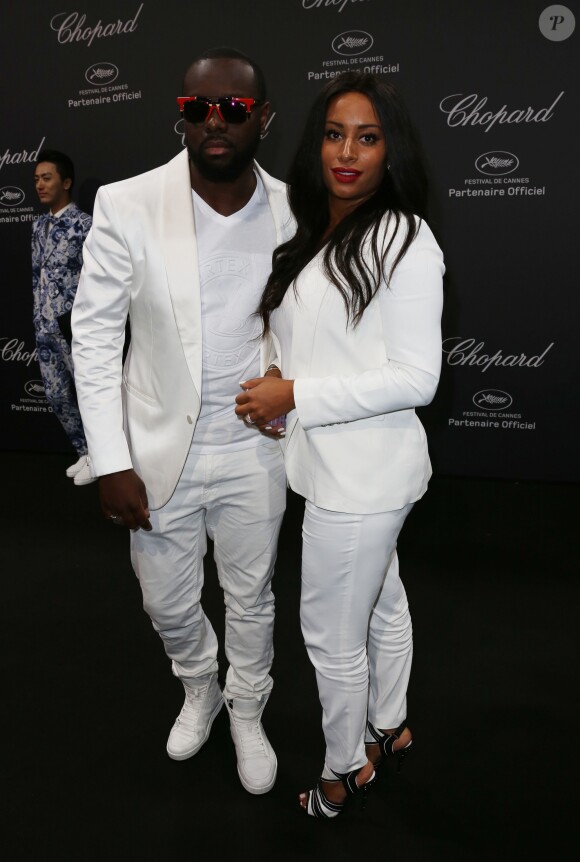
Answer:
[{"left": 123, "top": 377, "right": 157, "bottom": 406}]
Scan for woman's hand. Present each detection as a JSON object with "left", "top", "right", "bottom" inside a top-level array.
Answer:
[{"left": 235, "top": 376, "right": 295, "bottom": 432}]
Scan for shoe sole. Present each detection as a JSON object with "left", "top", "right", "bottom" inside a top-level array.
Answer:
[
  {"left": 237, "top": 756, "right": 277, "bottom": 795},
  {"left": 66, "top": 460, "right": 87, "bottom": 477},
  {"left": 73, "top": 475, "right": 97, "bottom": 485},
  {"left": 166, "top": 698, "right": 223, "bottom": 761}
]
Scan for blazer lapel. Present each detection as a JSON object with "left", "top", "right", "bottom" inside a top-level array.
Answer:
[
  {"left": 255, "top": 162, "right": 293, "bottom": 245},
  {"left": 290, "top": 252, "right": 329, "bottom": 373},
  {"left": 41, "top": 213, "right": 57, "bottom": 264},
  {"left": 160, "top": 150, "right": 203, "bottom": 396},
  {"left": 42, "top": 204, "right": 77, "bottom": 264}
]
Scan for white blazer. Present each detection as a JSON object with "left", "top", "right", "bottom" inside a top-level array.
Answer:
[
  {"left": 272, "top": 217, "right": 444, "bottom": 514},
  {"left": 72, "top": 149, "right": 293, "bottom": 509}
]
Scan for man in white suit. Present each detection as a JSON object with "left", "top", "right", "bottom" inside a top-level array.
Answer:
[{"left": 72, "top": 48, "right": 293, "bottom": 795}]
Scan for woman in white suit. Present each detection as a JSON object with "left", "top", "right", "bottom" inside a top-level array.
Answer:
[{"left": 235, "top": 72, "right": 444, "bottom": 817}]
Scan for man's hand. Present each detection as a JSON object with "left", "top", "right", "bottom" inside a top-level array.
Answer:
[{"left": 99, "top": 469, "right": 152, "bottom": 531}]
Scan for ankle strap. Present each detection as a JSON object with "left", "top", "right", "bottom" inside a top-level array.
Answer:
[
  {"left": 330, "top": 766, "right": 369, "bottom": 795},
  {"left": 366, "top": 717, "right": 408, "bottom": 742}
]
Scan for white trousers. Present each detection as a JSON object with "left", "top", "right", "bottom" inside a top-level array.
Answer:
[
  {"left": 130, "top": 441, "right": 286, "bottom": 701},
  {"left": 300, "top": 500, "right": 414, "bottom": 774}
]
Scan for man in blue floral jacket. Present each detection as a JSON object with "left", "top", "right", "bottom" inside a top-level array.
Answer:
[{"left": 32, "top": 149, "right": 94, "bottom": 485}]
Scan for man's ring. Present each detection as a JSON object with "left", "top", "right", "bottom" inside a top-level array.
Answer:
[
  {"left": 245, "top": 414, "right": 256, "bottom": 425},
  {"left": 109, "top": 514, "right": 123, "bottom": 525}
]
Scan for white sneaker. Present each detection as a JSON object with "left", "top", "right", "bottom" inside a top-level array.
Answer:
[
  {"left": 225, "top": 695, "right": 277, "bottom": 795},
  {"left": 166, "top": 673, "right": 223, "bottom": 761},
  {"left": 73, "top": 459, "right": 97, "bottom": 485},
  {"left": 66, "top": 455, "right": 87, "bottom": 478}
]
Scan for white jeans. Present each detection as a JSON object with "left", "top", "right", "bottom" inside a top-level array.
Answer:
[
  {"left": 300, "top": 501, "right": 414, "bottom": 774},
  {"left": 130, "top": 442, "right": 286, "bottom": 701}
]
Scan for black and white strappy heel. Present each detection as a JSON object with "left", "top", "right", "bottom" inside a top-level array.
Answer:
[
  {"left": 300, "top": 764, "right": 376, "bottom": 819},
  {"left": 365, "top": 718, "right": 413, "bottom": 773}
]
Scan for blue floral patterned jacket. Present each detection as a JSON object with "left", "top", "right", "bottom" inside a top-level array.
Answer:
[{"left": 31, "top": 203, "right": 92, "bottom": 333}]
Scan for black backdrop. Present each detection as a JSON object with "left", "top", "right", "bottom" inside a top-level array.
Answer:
[{"left": 1, "top": 0, "right": 578, "bottom": 482}]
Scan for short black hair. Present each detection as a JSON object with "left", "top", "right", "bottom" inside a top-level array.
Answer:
[
  {"left": 36, "top": 149, "right": 75, "bottom": 189},
  {"left": 186, "top": 46, "right": 267, "bottom": 102}
]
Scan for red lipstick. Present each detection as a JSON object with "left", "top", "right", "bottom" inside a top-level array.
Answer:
[{"left": 331, "top": 168, "right": 362, "bottom": 184}]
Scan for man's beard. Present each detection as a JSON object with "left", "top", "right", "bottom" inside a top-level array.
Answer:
[{"left": 188, "top": 131, "right": 261, "bottom": 183}]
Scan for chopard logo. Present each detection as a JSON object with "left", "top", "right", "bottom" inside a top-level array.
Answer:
[
  {"left": 0, "top": 138, "right": 45, "bottom": 172},
  {"left": 0, "top": 338, "right": 38, "bottom": 367},
  {"left": 50, "top": 3, "right": 143, "bottom": 46},
  {"left": 302, "top": 0, "right": 372, "bottom": 12},
  {"left": 332, "top": 31, "right": 373, "bottom": 55},
  {"left": 443, "top": 338, "right": 554, "bottom": 372},
  {"left": 475, "top": 151, "right": 519, "bottom": 175},
  {"left": 0, "top": 187, "right": 25, "bottom": 206},
  {"left": 85, "top": 62, "right": 119, "bottom": 86},
  {"left": 472, "top": 389, "right": 513, "bottom": 411},
  {"left": 439, "top": 91, "right": 564, "bottom": 132}
]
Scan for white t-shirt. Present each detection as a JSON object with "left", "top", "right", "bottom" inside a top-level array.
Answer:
[{"left": 190, "top": 173, "right": 276, "bottom": 453}]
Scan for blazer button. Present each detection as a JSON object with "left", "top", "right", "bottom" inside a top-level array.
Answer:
[{"left": 186, "top": 415, "right": 193, "bottom": 424}]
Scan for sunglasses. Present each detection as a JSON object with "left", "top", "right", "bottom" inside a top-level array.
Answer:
[{"left": 176, "top": 96, "right": 263, "bottom": 124}]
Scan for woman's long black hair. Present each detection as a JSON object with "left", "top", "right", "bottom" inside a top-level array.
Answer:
[{"left": 259, "top": 72, "right": 430, "bottom": 331}]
